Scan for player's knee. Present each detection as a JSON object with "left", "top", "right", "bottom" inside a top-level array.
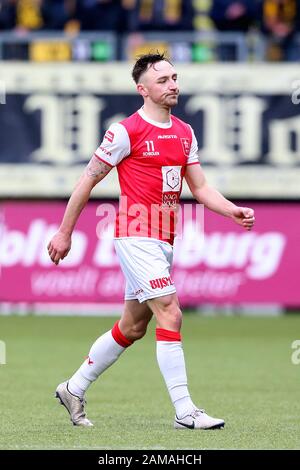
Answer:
[
  {"left": 124, "top": 322, "right": 148, "bottom": 341},
  {"left": 161, "top": 296, "right": 181, "bottom": 316},
  {"left": 153, "top": 296, "right": 182, "bottom": 330},
  {"left": 167, "top": 307, "right": 182, "bottom": 331}
]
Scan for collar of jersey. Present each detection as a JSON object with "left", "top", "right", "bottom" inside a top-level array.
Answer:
[{"left": 138, "top": 107, "right": 172, "bottom": 129}]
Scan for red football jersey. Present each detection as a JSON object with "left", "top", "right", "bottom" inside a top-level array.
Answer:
[{"left": 94, "top": 107, "right": 200, "bottom": 244}]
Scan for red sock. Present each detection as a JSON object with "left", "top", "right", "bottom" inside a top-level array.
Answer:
[
  {"left": 156, "top": 328, "right": 181, "bottom": 342},
  {"left": 111, "top": 321, "right": 133, "bottom": 348}
]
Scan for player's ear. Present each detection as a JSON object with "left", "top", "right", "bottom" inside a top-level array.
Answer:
[{"left": 137, "top": 83, "right": 148, "bottom": 98}]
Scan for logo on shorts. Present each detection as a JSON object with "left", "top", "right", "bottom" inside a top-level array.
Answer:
[
  {"left": 149, "top": 276, "right": 174, "bottom": 290},
  {"left": 135, "top": 288, "right": 144, "bottom": 296}
]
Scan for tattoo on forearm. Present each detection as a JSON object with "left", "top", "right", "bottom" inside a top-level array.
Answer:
[{"left": 86, "top": 156, "right": 111, "bottom": 178}]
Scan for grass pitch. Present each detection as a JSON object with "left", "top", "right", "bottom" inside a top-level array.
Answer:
[{"left": 0, "top": 314, "right": 299, "bottom": 450}]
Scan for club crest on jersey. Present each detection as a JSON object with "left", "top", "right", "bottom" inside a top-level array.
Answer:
[
  {"left": 104, "top": 130, "right": 114, "bottom": 143},
  {"left": 180, "top": 138, "right": 191, "bottom": 157}
]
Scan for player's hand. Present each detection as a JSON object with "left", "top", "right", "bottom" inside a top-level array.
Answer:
[
  {"left": 47, "top": 231, "right": 71, "bottom": 265},
  {"left": 231, "top": 207, "right": 255, "bottom": 231}
]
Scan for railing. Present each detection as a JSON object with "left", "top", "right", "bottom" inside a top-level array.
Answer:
[
  {"left": 0, "top": 30, "right": 297, "bottom": 62},
  {"left": 0, "top": 31, "right": 118, "bottom": 61}
]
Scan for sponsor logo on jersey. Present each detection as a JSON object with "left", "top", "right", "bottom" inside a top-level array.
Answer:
[
  {"left": 180, "top": 137, "right": 191, "bottom": 156},
  {"left": 158, "top": 135, "right": 178, "bottom": 139},
  {"left": 162, "top": 166, "right": 182, "bottom": 192},
  {"left": 149, "top": 276, "right": 174, "bottom": 290},
  {"left": 165, "top": 168, "right": 180, "bottom": 189},
  {"left": 162, "top": 192, "right": 179, "bottom": 208},
  {"left": 104, "top": 130, "right": 114, "bottom": 143}
]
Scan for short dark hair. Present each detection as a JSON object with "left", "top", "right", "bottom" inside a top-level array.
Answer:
[{"left": 132, "top": 52, "right": 173, "bottom": 84}]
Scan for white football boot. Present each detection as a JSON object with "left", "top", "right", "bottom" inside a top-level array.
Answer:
[
  {"left": 174, "top": 408, "right": 225, "bottom": 430},
  {"left": 55, "top": 381, "right": 93, "bottom": 427}
]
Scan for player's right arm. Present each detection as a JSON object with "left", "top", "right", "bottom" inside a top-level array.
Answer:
[
  {"left": 47, "top": 156, "right": 112, "bottom": 265},
  {"left": 47, "top": 122, "right": 130, "bottom": 265}
]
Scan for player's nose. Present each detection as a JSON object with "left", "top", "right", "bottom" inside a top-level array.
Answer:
[{"left": 169, "top": 81, "right": 178, "bottom": 92}]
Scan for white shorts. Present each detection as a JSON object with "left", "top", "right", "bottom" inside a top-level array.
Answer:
[{"left": 114, "top": 237, "right": 176, "bottom": 303}]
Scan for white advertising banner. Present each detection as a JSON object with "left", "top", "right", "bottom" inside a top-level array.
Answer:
[{"left": 0, "top": 63, "right": 300, "bottom": 198}]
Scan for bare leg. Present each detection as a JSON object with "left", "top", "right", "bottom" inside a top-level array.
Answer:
[{"left": 119, "top": 299, "right": 153, "bottom": 341}]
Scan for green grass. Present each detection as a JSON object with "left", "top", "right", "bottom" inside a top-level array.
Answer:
[{"left": 0, "top": 314, "right": 300, "bottom": 449}]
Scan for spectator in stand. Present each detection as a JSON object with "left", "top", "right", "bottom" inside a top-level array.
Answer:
[
  {"left": 17, "top": 0, "right": 45, "bottom": 31},
  {"left": 0, "top": 0, "right": 46, "bottom": 59},
  {"left": 77, "top": 0, "right": 128, "bottom": 32},
  {"left": 210, "top": 0, "right": 257, "bottom": 32},
  {"left": 0, "top": 0, "right": 44, "bottom": 31},
  {"left": 259, "top": 0, "right": 299, "bottom": 61},
  {"left": 210, "top": 0, "right": 258, "bottom": 60},
  {"left": 126, "top": 0, "right": 194, "bottom": 32},
  {"left": 42, "top": 0, "right": 79, "bottom": 31},
  {"left": 0, "top": 0, "right": 15, "bottom": 30}
]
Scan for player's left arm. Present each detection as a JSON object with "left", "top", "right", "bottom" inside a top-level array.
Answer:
[{"left": 185, "top": 163, "right": 255, "bottom": 231}]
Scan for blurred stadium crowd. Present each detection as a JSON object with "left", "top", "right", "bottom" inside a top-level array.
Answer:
[{"left": 0, "top": 0, "right": 299, "bottom": 61}]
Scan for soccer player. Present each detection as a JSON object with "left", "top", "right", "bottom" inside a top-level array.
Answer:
[{"left": 48, "top": 53, "right": 255, "bottom": 430}]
